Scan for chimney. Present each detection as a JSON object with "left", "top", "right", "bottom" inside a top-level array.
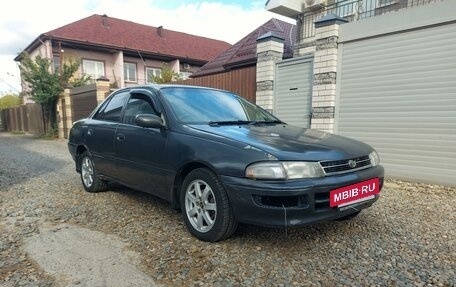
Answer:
[
  {"left": 102, "top": 14, "right": 109, "bottom": 27},
  {"left": 157, "top": 26, "right": 163, "bottom": 37}
]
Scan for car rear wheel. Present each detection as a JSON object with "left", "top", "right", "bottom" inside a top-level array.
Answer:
[
  {"left": 181, "top": 168, "right": 237, "bottom": 242},
  {"left": 80, "top": 151, "right": 107, "bottom": 193}
]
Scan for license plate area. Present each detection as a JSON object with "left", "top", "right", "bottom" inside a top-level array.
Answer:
[{"left": 330, "top": 178, "right": 380, "bottom": 208}]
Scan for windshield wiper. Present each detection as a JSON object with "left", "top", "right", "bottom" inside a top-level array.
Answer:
[
  {"left": 250, "top": 120, "right": 284, "bottom": 125},
  {"left": 208, "top": 120, "right": 255, "bottom": 126},
  {"left": 208, "top": 120, "right": 285, "bottom": 126}
]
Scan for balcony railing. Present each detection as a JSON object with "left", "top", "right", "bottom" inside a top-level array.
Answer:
[{"left": 301, "top": 0, "right": 444, "bottom": 38}]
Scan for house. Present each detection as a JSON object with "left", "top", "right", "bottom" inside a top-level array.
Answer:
[
  {"left": 176, "top": 18, "right": 295, "bottom": 104},
  {"left": 15, "top": 14, "right": 231, "bottom": 103},
  {"left": 192, "top": 18, "right": 295, "bottom": 78},
  {"left": 265, "top": 0, "right": 456, "bottom": 186}
]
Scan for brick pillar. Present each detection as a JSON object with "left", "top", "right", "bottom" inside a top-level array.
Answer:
[
  {"left": 95, "top": 77, "right": 111, "bottom": 105},
  {"left": 256, "top": 32, "right": 284, "bottom": 113},
  {"left": 311, "top": 14, "right": 348, "bottom": 133},
  {"left": 57, "top": 88, "right": 72, "bottom": 139}
]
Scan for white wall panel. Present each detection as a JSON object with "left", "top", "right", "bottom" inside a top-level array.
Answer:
[{"left": 337, "top": 22, "right": 456, "bottom": 186}]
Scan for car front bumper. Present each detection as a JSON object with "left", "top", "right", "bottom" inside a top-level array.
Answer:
[{"left": 220, "top": 165, "right": 384, "bottom": 227}]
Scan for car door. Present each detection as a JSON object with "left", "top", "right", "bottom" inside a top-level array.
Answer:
[
  {"left": 113, "top": 91, "right": 171, "bottom": 199},
  {"left": 84, "top": 91, "right": 129, "bottom": 177}
]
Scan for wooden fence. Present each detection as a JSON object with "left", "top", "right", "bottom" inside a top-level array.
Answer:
[
  {"left": 175, "top": 66, "right": 257, "bottom": 103},
  {"left": 70, "top": 84, "right": 98, "bottom": 123},
  {"left": 57, "top": 79, "right": 111, "bottom": 139},
  {"left": 0, "top": 104, "right": 45, "bottom": 134},
  {"left": 1, "top": 70, "right": 256, "bottom": 136}
]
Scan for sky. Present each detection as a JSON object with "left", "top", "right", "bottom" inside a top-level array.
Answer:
[{"left": 0, "top": 0, "right": 294, "bottom": 95}]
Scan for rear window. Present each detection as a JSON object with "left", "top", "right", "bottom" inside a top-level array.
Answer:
[{"left": 94, "top": 92, "right": 129, "bottom": 122}]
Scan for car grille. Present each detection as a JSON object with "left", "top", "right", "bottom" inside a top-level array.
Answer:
[{"left": 319, "top": 155, "right": 371, "bottom": 176}]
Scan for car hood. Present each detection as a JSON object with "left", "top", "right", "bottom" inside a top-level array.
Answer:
[{"left": 187, "top": 124, "right": 373, "bottom": 161}]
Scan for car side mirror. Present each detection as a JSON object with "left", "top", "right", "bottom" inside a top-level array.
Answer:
[{"left": 135, "top": 114, "right": 163, "bottom": 129}]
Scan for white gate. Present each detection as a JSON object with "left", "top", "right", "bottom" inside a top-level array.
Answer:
[{"left": 274, "top": 56, "right": 313, "bottom": 128}]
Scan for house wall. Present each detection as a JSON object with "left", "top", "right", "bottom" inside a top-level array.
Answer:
[
  {"left": 123, "top": 56, "right": 166, "bottom": 87},
  {"left": 29, "top": 40, "right": 52, "bottom": 59},
  {"left": 21, "top": 41, "right": 53, "bottom": 104},
  {"left": 60, "top": 48, "right": 120, "bottom": 85},
  {"left": 26, "top": 45, "right": 205, "bottom": 95}
]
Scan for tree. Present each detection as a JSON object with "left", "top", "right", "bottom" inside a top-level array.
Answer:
[
  {"left": 150, "top": 63, "right": 181, "bottom": 84},
  {"left": 18, "top": 52, "right": 82, "bottom": 134},
  {"left": 0, "top": 94, "right": 21, "bottom": 110}
]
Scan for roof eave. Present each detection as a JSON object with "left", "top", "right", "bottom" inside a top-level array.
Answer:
[
  {"left": 223, "top": 58, "right": 257, "bottom": 70},
  {"left": 192, "top": 58, "right": 256, "bottom": 78},
  {"left": 14, "top": 34, "right": 49, "bottom": 61},
  {"left": 15, "top": 35, "right": 212, "bottom": 64}
]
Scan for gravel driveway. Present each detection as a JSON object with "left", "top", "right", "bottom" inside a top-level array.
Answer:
[{"left": 0, "top": 132, "right": 455, "bottom": 287}]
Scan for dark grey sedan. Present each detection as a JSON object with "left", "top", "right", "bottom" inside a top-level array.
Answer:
[{"left": 68, "top": 85, "right": 384, "bottom": 242}]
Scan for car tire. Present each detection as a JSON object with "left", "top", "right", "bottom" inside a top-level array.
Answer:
[
  {"left": 180, "top": 168, "right": 237, "bottom": 242},
  {"left": 80, "top": 151, "right": 108, "bottom": 193},
  {"left": 334, "top": 210, "right": 361, "bottom": 221}
]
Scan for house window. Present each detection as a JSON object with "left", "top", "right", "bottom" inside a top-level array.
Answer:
[
  {"left": 124, "top": 62, "right": 137, "bottom": 82},
  {"left": 146, "top": 67, "right": 161, "bottom": 83},
  {"left": 82, "top": 60, "right": 105, "bottom": 79},
  {"left": 377, "top": 0, "right": 396, "bottom": 7},
  {"left": 52, "top": 54, "right": 60, "bottom": 74},
  {"left": 179, "top": 72, "right": 192, "bottom": 80}
]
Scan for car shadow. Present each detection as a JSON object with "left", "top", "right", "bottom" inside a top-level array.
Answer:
[{"left": 102, "top": 182, "right": 376, "bottom": 246}]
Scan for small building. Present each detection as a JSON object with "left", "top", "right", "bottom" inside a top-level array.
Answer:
[{"left": 15, "top": 14, "right": 231, "bottom": 103}]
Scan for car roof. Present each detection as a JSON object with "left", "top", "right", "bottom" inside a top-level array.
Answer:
[{"left": 125, "top": 84, "right": 229, "bottom": 94}]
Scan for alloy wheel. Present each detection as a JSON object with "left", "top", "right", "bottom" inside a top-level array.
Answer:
[
  {"left": 184, "top": 179, "right": 217, "bottom": 233},
  {"left": 81, "top": 157, "right": 94, "bottom": 188}
]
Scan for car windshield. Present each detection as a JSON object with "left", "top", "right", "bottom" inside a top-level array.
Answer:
[{"left": 161, "top": 87, "right": 281, "bottom": 125}]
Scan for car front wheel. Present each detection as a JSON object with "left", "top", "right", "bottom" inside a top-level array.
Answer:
[
  {"left": 180, "top": 168, "right": 237, "bottom": 242},
  {"left": 80, "top": 151, "right": 107, "bottom": 193}
]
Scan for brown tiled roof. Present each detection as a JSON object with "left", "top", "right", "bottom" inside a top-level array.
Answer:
[
  {"left": 192, "top": 18, "right": 295, "bottom": 77},
  {"left": 27, "top": 14, "right": 231, "bottom": 63}
]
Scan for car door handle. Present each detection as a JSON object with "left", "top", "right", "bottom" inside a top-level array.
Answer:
[
  {"left": 87, "top": 129, "right": 93, "bottom": 136},
  {"left": 116, "top": 133, "right": 125, "bottom": 141}
]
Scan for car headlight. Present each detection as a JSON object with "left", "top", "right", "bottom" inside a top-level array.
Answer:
[
  {"left": 369, "top": 150, "right": 380, "bottom": 167},
  {"left": 246, "top": 161, "right": 324, "bottom": 180}
]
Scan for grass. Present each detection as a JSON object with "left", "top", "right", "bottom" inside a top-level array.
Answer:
[
  {"left": 5, "top": 129, "right": 58, "bottom": 140},
  {"left": 35, "top": 128, "right": 59, "bottom": 140},
  {"left": 10, "top": 131, "right": 26, "bottom": 135}
]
